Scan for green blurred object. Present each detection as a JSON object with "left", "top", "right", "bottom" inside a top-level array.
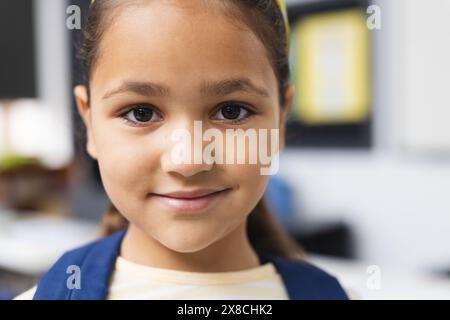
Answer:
[{"left": 0, "top": 154, "right": 39, "bottom": 172}]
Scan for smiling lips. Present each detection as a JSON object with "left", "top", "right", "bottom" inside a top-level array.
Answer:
[{"left": 150, "top": 188, "right": 230, "bottom": 212}]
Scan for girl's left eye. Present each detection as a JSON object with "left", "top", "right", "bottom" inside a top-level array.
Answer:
[
  {"left": 212, "top": 102, "right": 254, "bottom": 124},
  {"left": 120, "top": 105, "right": 162, "bottom": 126}
]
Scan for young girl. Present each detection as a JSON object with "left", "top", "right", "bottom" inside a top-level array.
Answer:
[{"left": 16, "top": 0, "right": 348, "bottom": 300}]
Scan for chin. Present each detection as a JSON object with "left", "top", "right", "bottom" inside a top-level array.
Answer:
[{"left": 158, "top": 233, "right": 218, "bottom": 253}]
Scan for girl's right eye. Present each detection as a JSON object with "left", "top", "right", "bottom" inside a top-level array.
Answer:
[{"left": 120, "top": 104, "right": 162, "bottom": 126}]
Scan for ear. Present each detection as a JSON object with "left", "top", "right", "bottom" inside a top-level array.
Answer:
[
  {"left": 278, "top": 84, "right": 294, "bottom": 152},
  {"left": 74, "top": 85, "right": 98, "bottom": 159}
]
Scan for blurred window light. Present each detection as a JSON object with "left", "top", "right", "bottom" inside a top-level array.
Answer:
[{"left": 0, "top": 99, "right": 73, "bottom": 169}]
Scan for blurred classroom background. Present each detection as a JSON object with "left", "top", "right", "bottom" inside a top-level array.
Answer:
[{"left": 1, "top": 0, "right": 450, "bottom": 299}]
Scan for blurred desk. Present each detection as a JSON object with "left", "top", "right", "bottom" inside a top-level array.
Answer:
[
  {"left": 0, "top": 210, "right": 98, "bottom": 275},
  {"left": 310, "top": 254, "right": 450, "bottom": 300}
]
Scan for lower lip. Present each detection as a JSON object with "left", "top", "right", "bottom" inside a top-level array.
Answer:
[{"left": 151, "top": 189, "right": 230, "bottom": 213}]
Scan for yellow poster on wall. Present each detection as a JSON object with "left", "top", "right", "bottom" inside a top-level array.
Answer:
[{"left": 292, "top": 8, "right": 371, "bottom": 125}]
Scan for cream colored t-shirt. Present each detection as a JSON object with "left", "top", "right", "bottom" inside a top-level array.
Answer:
[{"left": 15, "top": 256, "right": 289, "bottom": 300}]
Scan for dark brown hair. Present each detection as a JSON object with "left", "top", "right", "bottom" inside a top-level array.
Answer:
[{"left": 78, "top": 0, "right": 304, "bottom": 260}]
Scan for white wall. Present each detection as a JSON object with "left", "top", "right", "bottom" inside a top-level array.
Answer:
[
  {"left": 401, "top": 0, "right": 450, "bottom": 152},
  {"left": 281, "top": 0, "right": 450, "bottom": 272}
]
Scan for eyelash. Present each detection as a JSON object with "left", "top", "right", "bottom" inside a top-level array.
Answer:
[
  {"left": 119, "top": 104, "right": 163, "bottom": 127},
  {"left": 212, "top": 102, "right": 256, "bottom": 124},
  {"left": 119, "top": 102, "right": 256, "bottom": 127}
]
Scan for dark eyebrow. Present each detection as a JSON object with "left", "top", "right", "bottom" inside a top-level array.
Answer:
[
  {"left": 102, "top": 78, "right": 269, "bottom": 100},
  {"left": 103, "top": 81, "right": 169, "bottom": 99},
  {"left": 200, "top": 78, "right": 270, "bottom": 98}
]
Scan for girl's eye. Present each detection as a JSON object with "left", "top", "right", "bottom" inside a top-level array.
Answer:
[
  {"left": 121, "top": 105, "right": 161, "bottom": 126},
  {"left": 213, "top": 102, "right": 254, "bottom": 123}
]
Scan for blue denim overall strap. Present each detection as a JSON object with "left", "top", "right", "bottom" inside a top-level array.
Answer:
[
  {"left": 259, "top": 254, "right": 349, "bottom": 300},
  {"left": 33, "top": 230, "right": 348, "bottom": 300},
  {"left": 33, "top": 230, "right": 126, "bottom": 300}
]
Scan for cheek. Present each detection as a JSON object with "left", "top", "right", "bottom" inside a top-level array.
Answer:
[
  {"left": 224, "top": 163, "right": 269, "bottom": 213},
  {"left": 92, "top": 123, "right": 161, "bottom": 203}
]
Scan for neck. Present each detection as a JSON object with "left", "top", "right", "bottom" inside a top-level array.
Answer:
[{"left": 119, "top": 222, "right": 261, "bottom": 273}]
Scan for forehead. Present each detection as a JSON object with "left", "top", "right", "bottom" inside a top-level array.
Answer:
[{"left": 91, "top": 1, "right": 277, "bottom": 97}]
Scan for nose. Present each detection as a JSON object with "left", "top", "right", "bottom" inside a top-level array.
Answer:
[
  {"left": 160, "top": 119, "right": 214, "bottom": 178},
  {"left": 162, "top": 159, "right": 213, "bottom": 178},
  {"left": 161, "top": 153, "right": 214, "bottom": 177}
]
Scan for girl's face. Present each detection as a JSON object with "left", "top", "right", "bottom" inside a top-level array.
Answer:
[{"left": 76, "top": 1, "right": 293, "bottom": 253}]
